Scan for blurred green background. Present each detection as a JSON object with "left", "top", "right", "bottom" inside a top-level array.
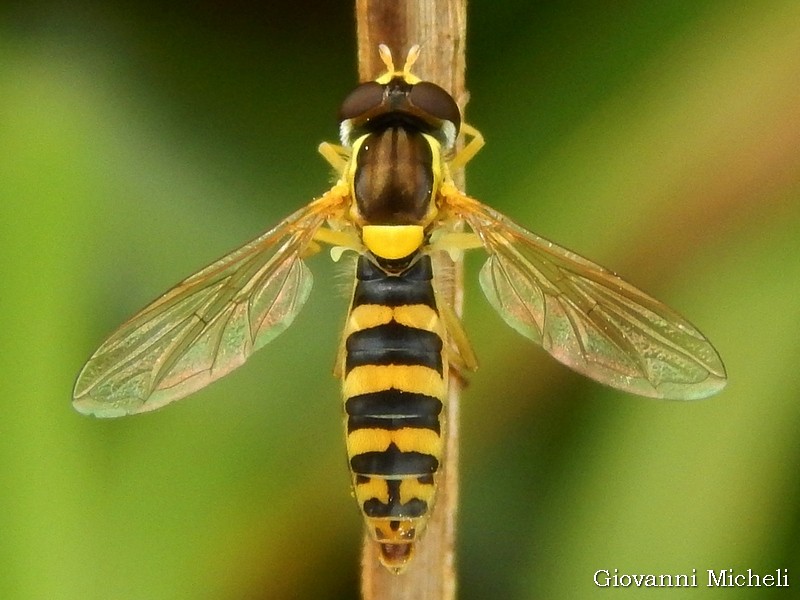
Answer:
[{"left": 2, "top": 1, "right": 799, "bottom": 598}]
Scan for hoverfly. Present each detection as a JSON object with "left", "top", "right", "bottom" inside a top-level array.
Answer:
[{"left": 73, "top": 45, "right": 727, "bottom": 572}]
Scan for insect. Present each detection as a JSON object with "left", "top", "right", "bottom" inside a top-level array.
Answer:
[{"left": 73, "top": 45, "right": 727, "bottom": 572}]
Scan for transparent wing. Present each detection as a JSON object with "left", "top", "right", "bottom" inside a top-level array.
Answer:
[
  {"left": 73, "top": 192, "right": 346, "bottom": 417},
  {"left": 444, "top": 192, "right": 727, "bottom": 400}
]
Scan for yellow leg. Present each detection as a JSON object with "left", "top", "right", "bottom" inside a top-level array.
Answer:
[
  {"left": 312, "top": 227, "right": 363, "bottom": 263},
  {"left": 429, "top": 230, "right": 484, "bottom": 262},
  {"left": 448, "top": 123, "right": 485, "bottom": 171},
  {"left": 318, "top": 142, "right": 351, "bottom": 175},
  {"left": 438, "top": 298, "right": 478, "bottom": 372},
  {"left": 312, "top": 227, "right": 361, "bottom": 249}
]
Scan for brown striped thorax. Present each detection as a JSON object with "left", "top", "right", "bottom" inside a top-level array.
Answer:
[{"left": 73, "top": 44, "right": 727, "bottom": 577}]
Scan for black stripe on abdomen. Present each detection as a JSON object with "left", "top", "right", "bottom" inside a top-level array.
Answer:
[
  {"left": 345, "top": 389, "right": 442, "bottom": 433},
  {"left": 352, "top": 256, "right": 436, "bottom": 308},
  {"left": 350, "top": 443, "right": 439, "bottom": 476},
  {"left": 345, "top": 321, "right": 443, "bottom": 375},
  {"left": 347, "top": 414, "right": 440, "bottom": 434},
  {"left": 346, "top": 389, "right": 443, "bottom": 418}
]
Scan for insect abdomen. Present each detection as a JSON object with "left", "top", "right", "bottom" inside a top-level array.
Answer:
[{"left": 342, "top": 255, "right": 446, "bottom": 570}]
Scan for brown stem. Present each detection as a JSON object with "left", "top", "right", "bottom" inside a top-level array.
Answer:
[{"left": 355, "top": 1, "right": 467, "bottom": 599}]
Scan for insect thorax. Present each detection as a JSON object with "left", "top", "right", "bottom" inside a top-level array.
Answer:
[{"left": 351, "top": 125, "right": 436, "bottom": 226}]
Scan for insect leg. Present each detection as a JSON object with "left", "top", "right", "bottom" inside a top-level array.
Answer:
[
  {"left": 311, "top": 228, "right": 363, "bottom": 263},
  {"left": 318, "top": 142, "right": 351, "bottom": 175},
  {"left": 448, "top": 123, "right": 485, "bottom": 171},
  {"left": 429, "top": 230, "right": 484, "bottom": 262},
  {"left": 438, "top": 297, "right": 478, "bottom": 373}
]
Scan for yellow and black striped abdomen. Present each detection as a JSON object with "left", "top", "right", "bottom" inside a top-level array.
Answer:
[{"left": 342, "top": 254, "right": 446, "bottom": 570}]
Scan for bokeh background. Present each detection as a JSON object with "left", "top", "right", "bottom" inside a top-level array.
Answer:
[{"left": 3, "top": 1, "right": 799, "bottom": 598}]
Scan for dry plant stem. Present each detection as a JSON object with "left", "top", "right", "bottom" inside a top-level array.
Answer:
[{"left": 355, "top": 1, "right": 468, "bottom": 599}]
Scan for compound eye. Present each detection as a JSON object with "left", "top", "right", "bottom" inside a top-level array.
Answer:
[
  {"left": 408, "top": 81, "right": 461, "bottom": 130},
  {"left": 338, "top": 81, "right": 384, "bottom": 122}
]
